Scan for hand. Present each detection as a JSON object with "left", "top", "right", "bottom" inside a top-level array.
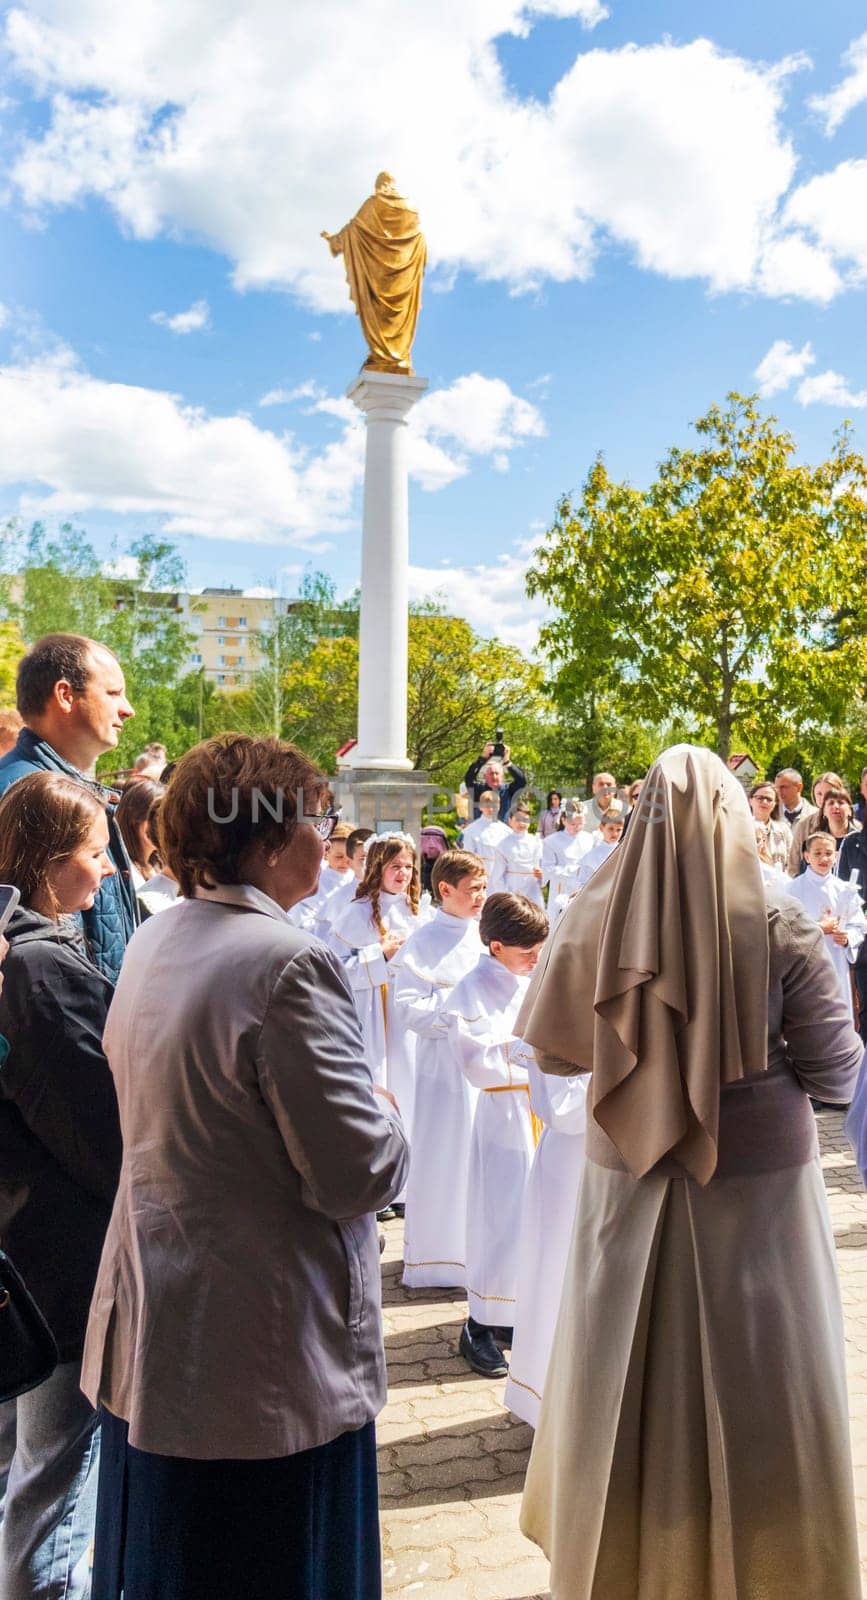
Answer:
[
  {"left": 373, "top": 1084, "right": 400, "bottom": 1113},
  {"left": 831, "top": 929, "right": 849, "bottom": 946},
  {"left": 481, "top": 741, "right": 495, "bottom": 759},
  {"left": 381, "top": 930, "right": 406, "bottom": 960},
  {"left": 320, "top": 230, "right": 331, "bottom": 239},
  {"left": 502, "top": 744, "right": 511, "bottom": 762},
  {"left": 533, "top": 867, "right": 543, "bottom": 881},
  {"left": 818, "top": 912, "right": 839, "bottom": 935}
]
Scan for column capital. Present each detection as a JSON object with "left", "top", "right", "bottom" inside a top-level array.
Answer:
[{"left": 347, "top": 370, "right": 429, "bottom": 423}]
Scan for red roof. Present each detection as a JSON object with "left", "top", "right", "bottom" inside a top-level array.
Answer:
[{"left": 336, "top": 737, "right": 358, "bottom": 759}]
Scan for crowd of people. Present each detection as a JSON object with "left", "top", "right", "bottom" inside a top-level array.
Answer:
[{"left": 0, "top": 631, "right": 866, "bottom": 1600}]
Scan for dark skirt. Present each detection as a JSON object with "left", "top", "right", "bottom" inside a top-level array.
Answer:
[{"left": 92, "top": 1409, "right": 381, "bottom": 1600}]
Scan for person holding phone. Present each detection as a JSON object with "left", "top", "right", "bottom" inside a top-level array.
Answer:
[
  {"left": 0, "top": 771, "right": 122, "bottom": 1600},
  {"left": 464, "top": 741, "right": 527, "bottom": 822}
]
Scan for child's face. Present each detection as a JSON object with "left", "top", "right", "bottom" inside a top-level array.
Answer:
[
  {"left": 490, "top": 940, "right": 545, "bottom": 975},
  {"left": 350, "top": 843, "right": 367, "bottom": 879},
  {"left": 601, "top": 822, "right": 624, "bottom": 845},
  {"left": 805, "top": 838, "right": 836, "bottom": 876},
  {"left": 328, "top": 841, "right": 349, "bottom": 873},
  {"left": 563, "top": 812, "right": 583, "bottom": 836},
  {"left": 382, "top": 848, "right": 414, "bottom": 895},
  {"left": 510, "top": 812, "right": 530, "bottom": 834},
  {"left": 439, "top": 872, "right": 486, "bottom": 919}
]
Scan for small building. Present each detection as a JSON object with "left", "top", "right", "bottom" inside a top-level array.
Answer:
[{"left": 727, "top": 752, "right": 759, "bottom": 790}]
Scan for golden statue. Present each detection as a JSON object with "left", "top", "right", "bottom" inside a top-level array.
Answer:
[{"left": 322, "top": 173, "right": 426, "bottom": 375}]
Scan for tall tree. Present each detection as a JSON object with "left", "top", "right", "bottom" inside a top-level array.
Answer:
[{"left": 527, "top": 395, "right": 867, "bottom": 761}]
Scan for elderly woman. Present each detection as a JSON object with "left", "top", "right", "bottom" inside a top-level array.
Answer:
[
  {"left": 83, "top": 734, "right": 409, "bottom": 1600},
  {"left": 517, "top": 745, "right": 863, "bottom": 1600}
]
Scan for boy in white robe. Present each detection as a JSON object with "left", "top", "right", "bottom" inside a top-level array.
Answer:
[
  {"left": 459, "top": 790, "right": 510, "bottom": 880},
  {"left": 487, "top": 802, "right": 544, "bottom": 907},
  {"left": 504, "top": 1057, "right": 587, "bottom": 1426},
  {"left": 541, "top": 798, "right": 594, "bottom": 919},
  {"left": 574, "top": 809, "right": 625, "bottom": 892},
  {"left": 393, "top": 849, "right": 487, "bottom": 1285},
  {"left": 322, "top": 826, "right": 373, "bottom": 941},
  {"left": 786, "top": 832, "right": 866, "bottom": 1017},
  {"left": 445, "top": 892, "right": 548, "bottom": 1378},
  {"left": 289, "top": 821, "right": 354, "bottom": 934}
]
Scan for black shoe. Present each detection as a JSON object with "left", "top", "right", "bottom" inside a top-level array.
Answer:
[
  {"left": 376, "top": 1207, "right": 396, "bottom": 1222},
  {"left": 390, "top": 1202, "right": 405, "bottom": 1218},
  {"left": 459, "top": 1321, "right": 508, "bottom": 1378},
  {"left": 810, "top": 1099, "right": 850, "bottom": 1113},
  {"left": 491, "top": 1326, "right": 513, "bottom": 1349}
]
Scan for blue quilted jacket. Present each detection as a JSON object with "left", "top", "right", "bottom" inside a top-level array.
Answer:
[{"left": 0, "top": 729, "right": 139, "bottom": 982}]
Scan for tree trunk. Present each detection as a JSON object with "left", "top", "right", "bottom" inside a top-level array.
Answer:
[{"left": 716, "top": 712, "right": 732, "bottom": 763}]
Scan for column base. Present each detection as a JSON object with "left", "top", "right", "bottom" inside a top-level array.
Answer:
[{"left": 332, "top": 767, "right": 436, "bottom": 841}]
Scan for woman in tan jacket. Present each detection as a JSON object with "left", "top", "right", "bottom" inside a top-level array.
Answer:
[
  {"left": 84, "top": 734, "right": 409, "bottom": 1600},
  {"left": 517, "top": 744, "right": 863, "bottom": 1600}
]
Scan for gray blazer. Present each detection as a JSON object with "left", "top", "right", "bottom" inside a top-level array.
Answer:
[{"left": 81, "top": 882, "right": 408, "bottom": 1460}]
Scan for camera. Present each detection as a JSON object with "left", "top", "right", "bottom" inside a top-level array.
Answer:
[{"left": 492, "top": 728, "right": 506, "bottom": 758}]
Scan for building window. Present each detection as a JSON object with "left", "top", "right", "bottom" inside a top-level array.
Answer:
[
  {"left": 217, "top": 673, "right": 226, "bottom": 686},
  {"left": 217, "top": 615, "right": 225, "bottom": 627},
  {"left": 217, "top": 635, "right": 225, "bottom": 645},
  {"left": 238, "top": 656, "right": 245, "bottom": 666},
  {"left": 190, "top": 652, "right": 203, "bottom": 665},
  {"left": 238, "top": 617, "right": 247, "bottom": 628},
  {"left": 218, "top": 655, "right": 225, "bottom": 666}
]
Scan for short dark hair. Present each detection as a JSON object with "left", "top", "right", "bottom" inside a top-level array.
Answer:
[
  {"left": 431, "top": 848, "right": 486, "bottom": 901},
  {"left": 115, "top": 776, "right": 165, "bottom": 874},
  {"left": 347, "top": 827, "right": 373, "bottom": 857},
  {"left": 480, "top": 892, "right": 548, "bottom": 948},
  {"left": 158, "top": 733, "right": 326, "bottom": 899},
  {"left": 16, "top": 633, "right": 114, "bottom": 718}
]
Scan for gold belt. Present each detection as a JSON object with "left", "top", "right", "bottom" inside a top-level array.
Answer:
[{"left": 483, "top": 1083, "right": 541, "bottom": 1146}]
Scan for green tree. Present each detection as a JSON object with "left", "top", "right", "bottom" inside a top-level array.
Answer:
[{"left": 527, "top": 396, "right": 867, "bottom": 762}]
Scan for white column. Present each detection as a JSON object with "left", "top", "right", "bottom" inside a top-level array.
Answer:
[{"left": 346, "top": 370, "right": 428, "bottom": 771}]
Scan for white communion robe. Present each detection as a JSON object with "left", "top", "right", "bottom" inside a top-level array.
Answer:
[
  {"left": 785, "top": 867, "right": 866, "bottom": 1015},
  {"left": 541, "top": 829, "right": 594, "bottom": 918},
  {"left": 444, "top": 954, "right": 537, "bottom": 1325},
  {"left": 330, "top": 890, "right": 421, "bottom": 1098},
  {"left": 459, "top": 815, "right": 510, "bottom": 878},
  {"left": 574, "top": 834, "right": 618, "bottom": 892},
  {"left": 504, "top": 1058, "right": 588, "bottom": 1427},
  {"left": 488, "top": 830, "right": 544, "bottom": 906},
  {"left": 395, "top": 911, "right": 483, "bottom": 1289},
  {"left": 289, "top": 863, "right": 354, "bottom": 938}
]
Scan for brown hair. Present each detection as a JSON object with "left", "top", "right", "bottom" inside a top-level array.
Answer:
[
  {"left": 116, "top": 776, "right": 165, "bottom": 874},
  {"left": 748, "top": 780, "right": 782, "bottom": 821},
  {"left": 431, "top": 848, "right": 486, "bottom": 902},
  {"left": 817, "top": 787, "right": 854, "bottom": 833},
  {"left": 480, "top": 892, "right": 548, "bottom": 949},
  {"left": 16, "top": 634, "right": 114, "bottom": 718},
  {"left": 354, "top": 835, "right": 420, "bottom": 933},
  {"left": 813, "top": 770, "right": 845, "bottom": 803},
  {"left": 346, "top": 827, "right": 373, "bottom": 857},
  {"left": 600, "top": 809, "right": 625, "bottom": 826},
  {"left": 0, "top": 770, "right": 106, "bottom": 914},
  {"left": 803, "top": 830, "right": 836, "bottom": 853},
  {"left": 157, "top": 733, "right": 326, "bottom": 898},
  {"left": 328, "top": 821, "right": 353, "bottom": 844}
]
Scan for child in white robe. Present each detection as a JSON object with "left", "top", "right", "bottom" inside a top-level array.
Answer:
[
  {"left": 487, "top": 802, "right": 544, "bottom": 907},
  {"left": 786, "top": 831, "right": 866, "bottom": 1017},
  {"left": 574, "top": 809, "right": 625, "bottom": 892},
  {"left": 459, "top": 790, "right": 510, "bottom": 880},
  {"left": 393, "top": 850, "right": 487, "bottom": 1285},
  {"left": 288, "top": 821, "right": 354, "bottom": 935},
  {"left": 322, "top": 826, "right": 374, "bottom": 940},
  {"left": 330, "top": 834, "right": 424, "bottom": 1097},
  {"left": 541, "top": 798, "right": 594, "bottom": 919},
  {"left": 445, "top": 892, "right": 549, "bottom": 1378},
  {"left": 504, "top": 1057, "right": 587, "bottom": 1426}
]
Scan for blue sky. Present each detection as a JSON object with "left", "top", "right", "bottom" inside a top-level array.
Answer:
[{"left": 0, "top": 0, "right": 865, "bottom": 648}]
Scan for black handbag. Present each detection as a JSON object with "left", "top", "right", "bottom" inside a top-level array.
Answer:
[{"left": 0, "top": 1248, "right": 58, "bottom": 1402}]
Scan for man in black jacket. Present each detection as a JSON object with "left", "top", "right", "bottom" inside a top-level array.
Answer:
[
  {"left": 839, "top": 827, "right": 867, "bottom": 1041},
  {"left": 0, "top": 634, "right": 138, "bottom": 980},
  {"left": 464, "top": 743, "right": 527, "bottom": 821}
]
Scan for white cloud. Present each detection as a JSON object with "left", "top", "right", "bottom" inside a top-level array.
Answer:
[
  {"left": 150, "top": 297, "right": 210, "bottom": 334},
  {"left": 810, "top": 31, "right": 867, "bottom": 135},
  {"left": 796, "top": 369, "right": 867, "bottom": 409},
  {"left": 3, "top": 5, "right": 824, "bottom": 302},
  {"left": 756, "top": 234, "right": 842, "bottom": 303},
  {"left": 784, "top": 159, "right": 867, "bottom": 285},
  {"left": 409, "top": 545, "right": 547, "bottom": 653},
  {"left": 258, "top": 380, "right": 323, "bottom": 407},
  {"left": 754, "top": 338, "right": 815, "bottom": 396},
  {"left": 0, "top": 342, "right": 543, "bottom": 542}
]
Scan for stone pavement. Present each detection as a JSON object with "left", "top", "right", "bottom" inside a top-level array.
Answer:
[{"left": 378, "top": 1108, "right": 867, "bottom": 1599}]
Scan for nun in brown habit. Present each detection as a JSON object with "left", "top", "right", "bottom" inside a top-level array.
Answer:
[{"left": 518, "top": 745, "right": 863, "bottom": 1600}]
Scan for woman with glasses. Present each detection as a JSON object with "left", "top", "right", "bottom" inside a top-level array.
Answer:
[
  {"left": 82, "top": 734, "right": 408, "bottom": 1600},
  {"left": 748, "top": 780, "right": 792, "bottom": 874}
]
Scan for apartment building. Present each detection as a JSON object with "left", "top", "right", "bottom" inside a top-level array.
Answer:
[{"left": 181, "top": 588, "right": 292, "bottom": 687}]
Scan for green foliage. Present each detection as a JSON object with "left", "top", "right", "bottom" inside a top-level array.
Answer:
[{"left": 528, "top": 395, "right": 867, "bottom": 762}]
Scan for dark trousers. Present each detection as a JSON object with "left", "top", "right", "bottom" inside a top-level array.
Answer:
[{"left": 92, "top": 1410, "right": 381, "bottom": 1600}]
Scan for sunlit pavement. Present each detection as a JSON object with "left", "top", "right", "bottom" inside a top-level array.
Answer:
[{"left": 378, "top": 1109, "right": 867, "bottom": 1599}]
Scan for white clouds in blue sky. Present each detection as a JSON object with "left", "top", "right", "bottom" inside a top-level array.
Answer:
[{"left": 1, "top": 1, "right": 867, "bottom": 645}]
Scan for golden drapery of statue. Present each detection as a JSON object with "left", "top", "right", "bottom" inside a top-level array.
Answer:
[{"left": 322, "top": 173, "right": 426, "bottom": 375}]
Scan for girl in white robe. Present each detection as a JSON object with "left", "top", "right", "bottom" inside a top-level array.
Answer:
[
  {"left": 786, "top": 832, "right": 866, "bottom": 1016},
  {"left": 392, "top": 850, "right": 487, "bottom": 1287},
  {"left": 443, "top": 892, "right": 549, "bottom": 1377},
  {"left": 488, "top": 805, "right": 544, "bottom": 907},
  {"left": 330, "top": 835, "right": 423, "bottom": 1100},
  {"left": 504, "top": 1058, "right": 587, "bottom": 1427},
  {"left": 541, "top": 800, "right": 594, "bottom": 919}
]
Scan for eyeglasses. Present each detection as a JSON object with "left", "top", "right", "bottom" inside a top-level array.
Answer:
[{"left": 304, "top": 806, "right": 340, "bottom": 840}]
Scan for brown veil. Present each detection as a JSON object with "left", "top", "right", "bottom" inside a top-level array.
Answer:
[{"left": 516, "top": 745, "right": 769, "bottom": 1185}]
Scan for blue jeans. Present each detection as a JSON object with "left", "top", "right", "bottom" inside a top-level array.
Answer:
[{"left": 0, "top": 1360, "right": 99, "bottom": 1599}]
